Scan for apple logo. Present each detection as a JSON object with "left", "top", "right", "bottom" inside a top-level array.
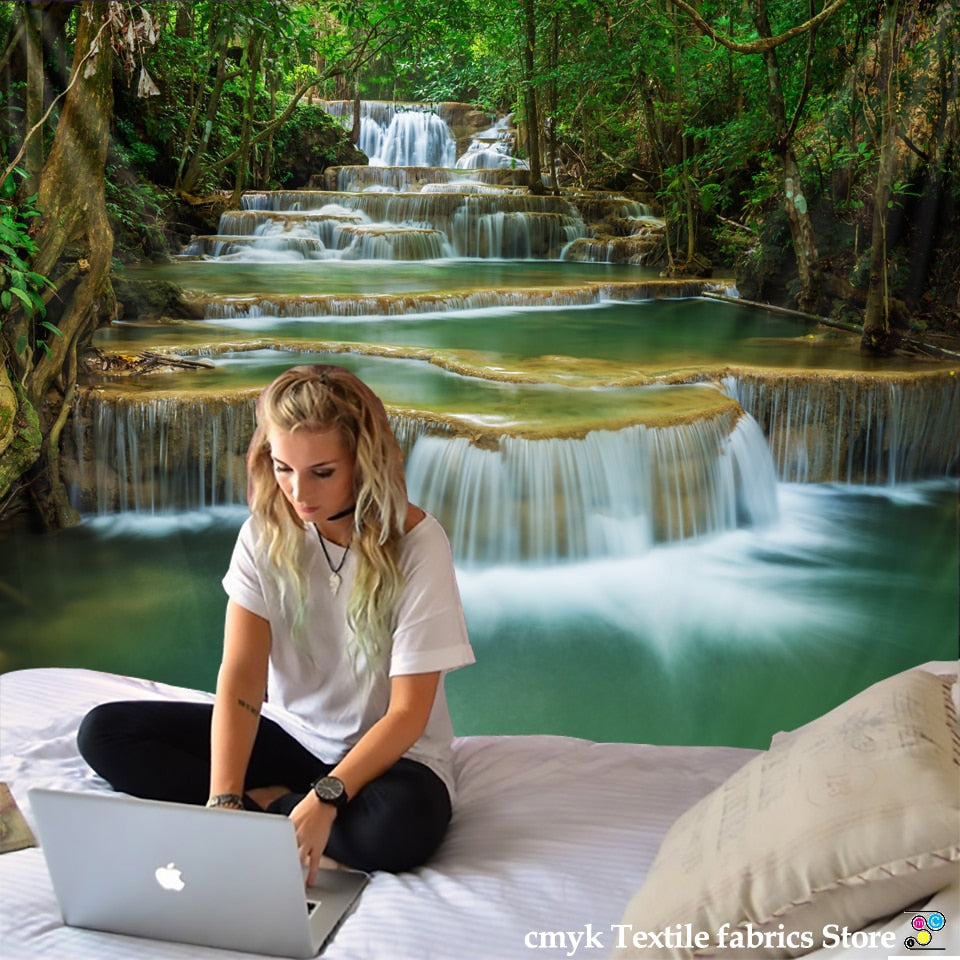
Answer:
[{"left": 154, "top": 862, "right": 185, "bottom": 892}]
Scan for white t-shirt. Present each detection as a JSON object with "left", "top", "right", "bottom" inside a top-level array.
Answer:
[{"left": 221, "top": 512, "right": 475, "bottom": 798}]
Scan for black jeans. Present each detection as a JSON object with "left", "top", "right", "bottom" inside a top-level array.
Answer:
[{"left": 77, "top": 700, "right": 451, "bottom": 873}]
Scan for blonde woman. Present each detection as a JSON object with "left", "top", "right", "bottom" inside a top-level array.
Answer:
[{"left": 79, "top": 365, "right": 475, "bottom": 878}]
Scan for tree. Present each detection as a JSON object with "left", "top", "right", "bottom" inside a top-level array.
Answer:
[
  {"left": 173, "top": 7, "right": 238, "bottom": 195},
  {"left": 749, "top": 0, "right": 822, "bottom": 313},
  {"left": 522, "top": 0, "right": 545, "bottom": 194},
  {"left": 1, "top": 2, "right": 156, "bottom": 526},
  {"left": 169, "top": 0, "right": 430, "bottom": 197},
  {"left": 861, "top": 0, "right": 900, "bottom": 353},
  {"left": 669, "top": 0, "right": 849, "bottom": 311}
]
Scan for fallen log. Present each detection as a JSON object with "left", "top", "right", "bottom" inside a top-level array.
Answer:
[{"left": 702, "top": 292, "right": 960, "bottom": 360}]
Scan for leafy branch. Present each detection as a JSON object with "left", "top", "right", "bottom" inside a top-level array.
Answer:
[
  {"left": 0, "top": 169, "right": 59, "bottom": 363},
  {"left": 669, "top": 0, "right": 851, "bottom": 55}
]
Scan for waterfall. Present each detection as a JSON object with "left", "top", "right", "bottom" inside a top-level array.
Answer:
[
  {"left": 404, "top": 408, "right": 778, "bottom": 565},
  {"left": 199, "top": 281, "right": 715, "bottom": 321},
  {"left": 456, "top": 115, "right": 527, "bottom": 170},
  {"left": 725, "top": 372, "right": 960, "bottom": 483},
  {"left": 368, "top": 110, "right": 457, "bottom": 168},
  {"left": 195, "top": 192, "right": 589, "bottom": 261},
  {"left": 178, "top": 100, "right": 668, "bottom": 264},
  {"left": 67, "top": 388, "right": 779, "bottom": 566},
  {"left": 325, "top": 166, "right": 527, "bottom": 193},
  {"left": 319, "top": 101, "right": 457, "bottom": 167},
  {"left": 67, "top": 393, "right": 450, "bottom": 514},
  {"left": 68, "top": 393, "right": 258, "bottom": 514},
  {"left": 71, "top": 369, "right": 954, "bottom": 521}
]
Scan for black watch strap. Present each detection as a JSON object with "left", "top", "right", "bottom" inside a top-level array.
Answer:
[{"left": 311, "top": 775, "right": 349, "bottom": 811}]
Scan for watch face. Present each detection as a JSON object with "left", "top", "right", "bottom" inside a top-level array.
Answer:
[{"left": 315, "top": 777, "right": 344, "bottom": 801}]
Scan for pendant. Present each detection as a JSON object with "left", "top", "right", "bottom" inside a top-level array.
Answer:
[{"left": 329, "top": 572, "right": 341, "bottom": 595}]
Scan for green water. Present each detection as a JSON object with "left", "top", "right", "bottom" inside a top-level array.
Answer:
[
  {"left": 91, "top": 348, "right": 735, "bottom": 434},
  {"left": 3, "top": 258, "right": 956, "bottom": 748},
  {"left": 123, "top": 259, "right": 663, "bottom": 296},
  {"left": 102, "top": 289, "right": 950, "bottom": 379},
  {"left": 1, "top": 482, "right": 955, "bottom": 748}
]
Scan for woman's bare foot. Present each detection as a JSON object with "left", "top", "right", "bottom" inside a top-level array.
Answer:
[{"left": 247, "top": 785, "right": 291, "bottom": 810}]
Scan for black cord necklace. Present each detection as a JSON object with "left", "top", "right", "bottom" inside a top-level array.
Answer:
[{"left": 317, "top": 529, "right": 350, "bottom": 595}]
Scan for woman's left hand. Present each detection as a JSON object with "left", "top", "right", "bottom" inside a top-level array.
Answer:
[{"left": 289, "top": 793, "right": 338, "bottom": 885}]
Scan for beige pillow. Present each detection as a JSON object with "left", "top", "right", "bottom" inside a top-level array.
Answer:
[{"left": 613, "top": 668, "right": 960, "bottom": 959}]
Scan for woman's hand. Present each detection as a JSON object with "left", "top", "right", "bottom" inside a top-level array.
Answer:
[
  {"left": 289, "top": 793, "right": 338, "bottom": 885},
  {"left": 287, "top": 672, "right": 441, "bottom": 883}
]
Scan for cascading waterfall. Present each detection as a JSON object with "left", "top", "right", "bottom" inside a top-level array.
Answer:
[
  {"left": 182, "top": 190, "right": 592, "bottom": 261},
  {"left": 70, "top": 368, "right": 955, "bottom": 532},
  {"left": 178, "top": 101, "right": 667, "bottom": 265},
  {"left": 456, "top": 115, "right": 527, "bottom": 170},
  {"left": 404, "top": 407, "right": 779, "bottom": 565},
  {"left": 724, "top": 372, "right": 960, "bottom": 483},
  {"left": 68, "top": 393, "right": 257, "bottom": 513},
  {"left": 368, "top": 109, "right": 457, "bottom": 168},
  {"left": 327, "top": 166, "right": 523, "bottom": 193},
  {"left": 90, "top": 97, "right": 958, "bottom": 571},
  {"left": 199, "top": 281, "right": 713, "bottom": 321},
  {"left": 67, "top": 389, "right": 779, "bottom": 565},
  {"left": 319, "top": 100, "right": 458, "bottom": 167},
  {"left": 24, "top": 92, "right": 953, "bottom": 752},
  {"left": 68, "top": 393, "right": 440, "bottom": 514}
]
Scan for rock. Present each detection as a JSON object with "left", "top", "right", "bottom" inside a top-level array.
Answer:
[{"left": 110, "top": 276, "right": 202, "bottom": 321}]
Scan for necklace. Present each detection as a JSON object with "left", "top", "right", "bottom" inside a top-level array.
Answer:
[{"left": 317, "top": 528, "right": 350, "bottom": 595}]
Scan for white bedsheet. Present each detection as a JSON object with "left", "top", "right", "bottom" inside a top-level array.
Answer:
[
  {"left": 1, "top": 667, "right": 956, "bottom": 960},
  {"left": 0, "top": 668, "right": 751, "bottom": 960}
]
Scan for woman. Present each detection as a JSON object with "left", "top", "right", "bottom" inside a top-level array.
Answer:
[{"left": 78, "top": 364, "right": 475, "bottom": 879}]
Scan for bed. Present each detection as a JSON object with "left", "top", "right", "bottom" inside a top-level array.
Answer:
[{"left": 1, "top": 663, "right": 957, "bottom": 960}]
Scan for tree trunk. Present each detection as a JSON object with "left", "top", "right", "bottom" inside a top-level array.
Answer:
[
  {"left": 862, "top": 0, "right": 899, "bottom": 354},
  {"left": 522, "top": 0, "right": 545, "bottom": 195},
  {"left": 174, "top": 3, "right": 193, "bottom": 39},
  {"left": 2, "top": 1, "right": 73, "bottom": 195},
  {"left": 781, "top": 146, "right": 821, "bottom": 313},
  {"left": 546, "top": 11, "right": 560, "bottom": 195},
  {"left": 904, "top": 18, "right": 956, "bottom": 312},
  {"left": 0, "top": 0, "right": 116, "bottom": 527},
  {"left": 230, "top": 30, "right": 264, "bottom": 207},
  {"left": 260, "top": 70, "right": 278, "bottom": 189},
  {"left": 176, "top": 30, "right": 231, "bottom": 195},
  {"left": 752, "top": 0, "right": 822, "bottom": 314},
  {"left": 23, "top": 2, "right": 45, "bottom": 195},
  {"left": 670, "top": 4, "right": 697, "bottom": 265}
]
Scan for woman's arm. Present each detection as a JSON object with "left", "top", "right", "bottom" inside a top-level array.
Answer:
[
  {"left": 209, "top": 599, "right": 272, "bottom": 804},
  {"left": 291, "top": 670, "right": 440, "bottom": 880}
]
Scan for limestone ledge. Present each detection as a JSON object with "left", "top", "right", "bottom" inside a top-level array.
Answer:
[
  {"left": 76, "top": 337, "right": 958, "bottom": 456},
  {"left": 82, "top": 337, "right": 959, "bottom": 390},
  {"left": 197, "top": 280, "right": 723, "bottom": 318}
]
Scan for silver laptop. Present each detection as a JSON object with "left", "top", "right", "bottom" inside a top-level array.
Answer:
[{"left": 29, "top": 787, "right": 368, "bottom": 958}]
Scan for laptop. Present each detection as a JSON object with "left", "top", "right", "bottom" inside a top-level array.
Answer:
[{"left": 29, "top": 787, "right": 368, "bottom": 958}]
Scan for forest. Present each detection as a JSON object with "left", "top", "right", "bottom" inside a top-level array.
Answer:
[{"left": 0, "top": 0, "right": 958, "bottom": 529}]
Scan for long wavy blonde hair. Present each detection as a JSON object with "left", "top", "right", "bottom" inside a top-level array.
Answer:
[{"left": 246, "top": 364, "right": 409, "bottom": 665}]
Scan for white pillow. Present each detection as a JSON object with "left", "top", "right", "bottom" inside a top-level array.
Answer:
[{"left": 612, "top": 667, "right": 960, "bottom": 959}]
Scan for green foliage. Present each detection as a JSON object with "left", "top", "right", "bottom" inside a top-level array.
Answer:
[
  {"left": 3, "top": 0, "right": 952, "bottom": 314},
  {"left": 113, "top": 117, "right": 160, "bottom": 172},
  {"left": 272, "top": 103, "right": 351, "bottom": 184},
  {"left": 0, "top": 168, "right": 59, "bottom": 358},
  {"left": 104, "top": 168, "right": 170, "bottom": 256}
]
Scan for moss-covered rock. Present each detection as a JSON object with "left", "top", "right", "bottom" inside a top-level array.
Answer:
[
  {"left": 110, "top": 276, "right": 204, "bottom": 321},
  {"left": 0, "top": 377, "right": 42, "bottom": 502},
  {"left": 274, "top": 104, "right": 368, "bottom": 189}
]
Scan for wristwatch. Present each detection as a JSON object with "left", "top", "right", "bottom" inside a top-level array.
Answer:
[{"left": 311, "top": 775, "right": 349, "bottom": 811}]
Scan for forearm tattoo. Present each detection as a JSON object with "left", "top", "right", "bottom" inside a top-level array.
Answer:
[{"left": 237, "top": 697, "right": 261, "bottom": 717}]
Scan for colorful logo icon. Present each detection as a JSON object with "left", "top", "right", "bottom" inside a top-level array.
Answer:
[{"left": 904, "top": 911, "right": 946, "bottom": 950}]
